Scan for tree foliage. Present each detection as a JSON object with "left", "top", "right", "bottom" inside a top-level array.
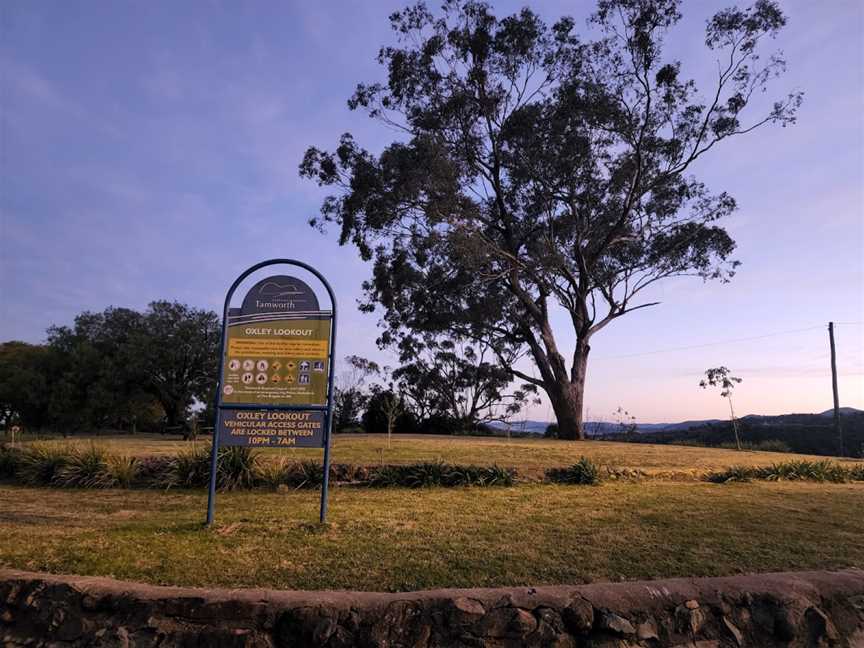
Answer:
[
  {"left": 1, "top": 302, "right": 219, "bottom": 434},
  {"left": 300, "top": 0, "right": 801, "bottom": 439}
]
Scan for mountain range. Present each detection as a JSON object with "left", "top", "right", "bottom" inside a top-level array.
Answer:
[{"left": 493, "top": 407, "right": 864, "bottom": 436}]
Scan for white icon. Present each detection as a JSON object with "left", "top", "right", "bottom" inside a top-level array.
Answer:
[
  {"left": 256, "top": 359, "right": 268, "bottom": 372},
  {"left": 298, "top": 373, "right": 310, "bottom": 385},
  {"left": 242, "top": 359, "right": 254, "bottom": 371},
  {"left": 242, "top": 373, "right": 254, "bottom": 384},
  {"left": 256, "top": 373, "right": 268, "bottom": 384},
  {"left": 313, "top": 361, "right": 325, "bottom": 372},
  {"left": 299, "top": 361, "right": 310, "bottom": 371},
  {"left": 228, "top": 359, "right": 241, "bottom": 371},
  {"left": 223, "top": 385, "right": 234, "bottom": 395}
]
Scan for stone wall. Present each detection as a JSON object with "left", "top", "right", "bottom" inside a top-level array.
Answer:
[{"left": 1, "top": 568, "right": 863, "bottom": 647}]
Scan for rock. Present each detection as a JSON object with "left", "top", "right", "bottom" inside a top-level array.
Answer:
[
  {"left": 685, "top": 599, "right": 700, "bottom": 610},
  {"left": 636, "top": 618, "right": 659, "bottom": 640},
  {"left": 722, "top": 616, "right": 744, "bottom": 646},
  {"left": 675, "top": 603, "right": 705, "bottom": 634},
  {"left": 480, "top": 606, "right": 538, "bottom": 638},
  {"left": 598, "top": 610, "right": 636, "bottom": 636},
  {"left": 805, "top": 606, "right": 838, "bottom": 644},
  {"left": 562, "top": 596, "right": 594, "bottom": 634}
]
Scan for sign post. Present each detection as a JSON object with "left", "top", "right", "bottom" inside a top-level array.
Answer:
[{"left": 206, "top": 259, "right": 337, "bottom": 525}]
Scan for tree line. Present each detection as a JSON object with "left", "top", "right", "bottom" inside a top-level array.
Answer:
[
  {"left": 0, "top": 302, "right": 220, "bottom": 435},
  {"left": 0, "top": 303, "right": 537, "bottom": 436}
]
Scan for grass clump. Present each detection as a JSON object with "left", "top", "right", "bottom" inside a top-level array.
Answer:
[
  {"left": 707, "top": 460, "right": 864, "bottom": 484},
  {"left": 54, "top": 444, "right": 112, "bottom": 488},
  {"left": 17, "top": 443, "right": 71, "bottom": 486},
  {"left": 705, "top": 465, "right": 756, "bottom": 483},
  {"left": 758, "top": 460, "right": 849, "bottom": 483},
  {"left": 545, "top": 457, "right": 601, "bottom": 485},
  {"left": 217, "top": 447, "right": 260, "bottom": 491},
  {"left": 368, "top": 462, "right": 515, "bottom": 488},
  {"left": 283, "top": 460, "right": 325, "bottom": 489},
  {"left": 106, "top": 455, "right": 138, "bottom": 488},
  {"left": 160, "top": 444, "right": 211, "bottom": 489},
  {"left": 0, "top": 444, "right": 22, "bottom": 479}
]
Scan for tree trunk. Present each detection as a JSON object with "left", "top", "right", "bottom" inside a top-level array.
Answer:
[{"left": 547, "top": 342, "right": 589, "bottom": 441}]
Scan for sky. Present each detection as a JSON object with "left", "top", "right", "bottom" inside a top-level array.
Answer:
[{"left": 1, "top": 0, "right": 862, "bottom": 424}]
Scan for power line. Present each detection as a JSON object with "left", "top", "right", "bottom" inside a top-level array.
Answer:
[{"left": 596, "top": 325, "right": 825, "bottom": 360}]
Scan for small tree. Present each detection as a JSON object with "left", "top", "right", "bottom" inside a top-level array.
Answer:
[
  {"left": 381, "top": 386, "right": 404, "bottom": 450},
  {"left": 334, "top": 355, "right": 380, "bottom": 431},
  {"left": 613, "top": 406, "right": 638, "bottom": 441},
  {"left": 700, "top": 367, "right": 743, "bottom": 450}
]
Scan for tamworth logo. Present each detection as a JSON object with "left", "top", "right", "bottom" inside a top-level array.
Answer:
[{"left": 255, "top": 281, "right": 306, "bottom": 311}]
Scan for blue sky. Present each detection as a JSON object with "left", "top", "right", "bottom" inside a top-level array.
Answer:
[{"left": 1, "top": 1, "right": 862, "bottom": 423}]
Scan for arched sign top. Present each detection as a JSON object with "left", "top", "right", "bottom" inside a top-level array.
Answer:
[{"left": 239, "top": 274, "right": 320, "bottom": 315}]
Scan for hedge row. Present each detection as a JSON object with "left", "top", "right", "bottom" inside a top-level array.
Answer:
[
  {"left": 705, "top": 460, "right": 864, "bottom": 484},
  {"left": 0, "top": 443, "right": 518, "bottom": 490}
]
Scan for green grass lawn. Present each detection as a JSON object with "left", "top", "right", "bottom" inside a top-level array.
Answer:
[
  {"left": 1, "top": 481, "right": 861, "bottom": 591},
  {"left": 13, "top": 432, "right": 859, "bottom": 479}
]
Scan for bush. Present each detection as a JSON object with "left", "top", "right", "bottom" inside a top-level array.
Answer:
[
  {"left": 17, "top": 443, "right": 72, "bottom": 486},
  {"left": 217, "top": 447, "right": 260, "bottom": 491},
  {"left": 706, "top": 460, "right": 864, "bottom": 484},
  {"left": 106, "top": 455, "right": 138, "bottom": 488},
  {"left": 757, "top": 460, "right": 848, "bottom": 483},
  {"left": 544, "top": 424, "right": 559, "bottom": 439},
  {"left": 545, "top": 457, "right": 601, "bottom": 485},
  {"left": 0, "top": 444, "right": 22, "bottom": 479},
  {"left": 135, "top": 455, "right": 173, "bottom": 486},
  {"left": 283, "top": 460, "right": 325, "bottom": 489},
  {"left": 54, "top": 444, "right": 112, "bottom": 488},
  {"left": 367, "top": 462, "right": 516, "bottom": 488},
  {"left": 160, "top": 444, "right": 211, "bottom": 489},
  {"left": 705, "top": 466, "right": 757, "bottom": 483}
]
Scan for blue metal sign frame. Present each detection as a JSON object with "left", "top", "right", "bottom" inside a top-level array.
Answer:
[{"left": 206, "top": 259, "right": 337, "bottom": 525}]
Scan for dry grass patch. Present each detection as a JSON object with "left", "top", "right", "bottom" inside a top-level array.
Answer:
[{"left": 21, "top": 433, "right": 856, "bottom": 479}]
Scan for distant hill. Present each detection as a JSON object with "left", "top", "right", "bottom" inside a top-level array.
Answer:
[
  {"left": 491, "top": 408, "right": 864, "bottom": 457},
  {"left": 492, "top": 407, "right": 863, "bottom": 436}
]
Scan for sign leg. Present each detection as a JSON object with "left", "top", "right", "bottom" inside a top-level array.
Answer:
[
  {"left": 319, "top": 409, "right": 333, "bottom": 523},
  {"left": 205, "top": 424, "right": 220, "bottom": 526}
]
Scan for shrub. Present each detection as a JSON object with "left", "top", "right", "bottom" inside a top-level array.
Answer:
[
  {"left": 756, "top": 460, "right": 848, "bottom": 483},
  {"left": 160, "top": 444, "right": 211, "bottom": 489},
  {"left": 544, "top": 424, "right": 559, "bottom": 439},
  {"left": 135, "top": 455, "right": 174, "bottom": 487},
  {"left": 366, "top": 462, "right": 516, "bottom": 488},
  {"left": 283, "top": 460, "right": 324, "bottom": 489},
  {"left": 257, "top": 457, "right": 290, "bottom": 489},
  {"left": 17, "top": 443, "right": 72, "bottom": 486},
  {"left": 545, "top": 457, "right": 601, "bottom": 485},
  {"left": 705, "top": 466, "right": 757, "bottom": 483},
  {"left": 217, "top": 447, "right": 260, "bottom": 491},
  {"left": 54, "top": 444, "right": 112, "bottom": 488},
  {"left": 0, "top": 444, "right": 22, "bottom": 479},
  {"left": 849, "top": 464, "right": 864, "bottom": 482},
  {"left": 106, "top": 455, "right": 138, "bottom": 488}
]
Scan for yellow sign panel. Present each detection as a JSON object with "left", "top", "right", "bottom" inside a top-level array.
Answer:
[{"left": 220, "top": 318, "right": 331, "bottom": 406}]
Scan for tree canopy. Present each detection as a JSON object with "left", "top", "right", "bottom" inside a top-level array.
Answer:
[{"left": 300, "top": 0, "right": 801, "bottom": 438}]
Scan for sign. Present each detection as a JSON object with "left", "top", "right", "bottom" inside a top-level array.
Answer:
[
  {"left": 207, "top": 260, "right": 337, "bottom": 526},
  {"left": 220, "top": 318, "right": 330, "bottom": 406},
  {"left": 218, "top": 409, "right": 325, "bottom": 447}
]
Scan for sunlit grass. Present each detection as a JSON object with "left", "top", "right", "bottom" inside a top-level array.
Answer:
[{"left": 0, "top": 481, "right": 861, "bottom": 591}]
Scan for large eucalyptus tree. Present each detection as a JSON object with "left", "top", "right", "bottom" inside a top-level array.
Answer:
[{"left": 301, "top": 0, "right": 801, "bottom": 439}]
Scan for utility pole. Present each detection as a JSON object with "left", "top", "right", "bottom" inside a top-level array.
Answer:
[{"left": 828, "top": 322, "right": 843, "bottom": 456}]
